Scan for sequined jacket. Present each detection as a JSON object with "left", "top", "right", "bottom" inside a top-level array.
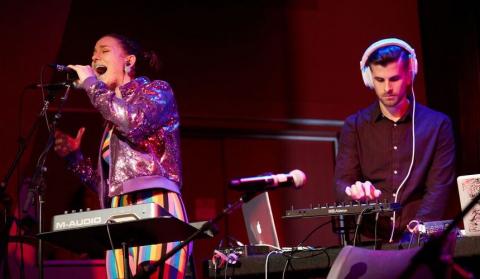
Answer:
[{"left": 67, "top": 76, "right": 182, "bottom": 207}]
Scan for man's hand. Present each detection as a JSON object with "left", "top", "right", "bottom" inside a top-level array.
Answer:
[{"left": 345, "top": 181, "right": 382, "bottom": 201}]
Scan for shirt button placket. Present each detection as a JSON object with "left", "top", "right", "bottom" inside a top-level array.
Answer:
[{"left": 392, "top": 122, "right": 399, "bottom": 186}]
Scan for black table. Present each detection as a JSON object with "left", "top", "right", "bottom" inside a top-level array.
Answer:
[{"left": 206, "top": 236, "right": 480, "bottom": 278}]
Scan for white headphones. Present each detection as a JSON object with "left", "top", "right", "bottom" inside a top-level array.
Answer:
[{"left": 359, "top": 38, "right": 418, "bottom": 89}]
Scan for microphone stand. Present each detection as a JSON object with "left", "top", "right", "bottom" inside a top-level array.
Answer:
[
  {"left": 22, "top": 84, "right": 72, "bottom": 279},
  {"left": 399, "top": 190, "right": 480, "bottom": 279},
  {"left": 0, "top": 86, "right": 68, "bottom": 278},
  {"left": 133, "top": 191, "right": 258, "bottom": 279}
]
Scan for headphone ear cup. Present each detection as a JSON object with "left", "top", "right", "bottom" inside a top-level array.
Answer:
[
  {"left": 409, "top": 56, "right": 417, "bottom": 82},
  {"left": 362, "top": 66, "right": 374, "bottom": 89}
]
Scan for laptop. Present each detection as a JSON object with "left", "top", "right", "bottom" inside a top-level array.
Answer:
[
  {"left": 242, "top": 192, "right": 280, "bottom": 249},
  {"left": 457, "top": 174, "right": 480, "bottom": 236}
]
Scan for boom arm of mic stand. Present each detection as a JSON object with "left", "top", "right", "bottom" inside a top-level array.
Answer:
[
  {"left": 22, "top": 85, "right": 72, "bottom": 213},
  {"left": 23, "top": 84, "right": 72, "bottom": 279},
  {"left": 133, "top": 192, "right": 258, "bottom": 279},
  {"left": 0, "top": 94, "right": 53, "bottom": 198}
]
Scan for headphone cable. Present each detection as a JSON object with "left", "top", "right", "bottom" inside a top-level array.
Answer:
[
  {"left": 374, "top": 212, "right": 380, "bottom": 250},
  {"left": 389, "top": 87, "right": 416, "bottom": 243}
]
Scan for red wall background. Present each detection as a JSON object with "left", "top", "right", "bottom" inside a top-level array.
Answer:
[{"left": 1, "top": 0, "right": 429, "bottom": 277}]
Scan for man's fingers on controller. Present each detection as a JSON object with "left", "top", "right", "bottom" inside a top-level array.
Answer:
[
  {"left": 363, "top": 183, "right": 374, "bottom": 199},
  {"left": 353, "top": 181, "right": 365, "bottom": 197},
  {"left": 351, "top": 186, "right": 363, "bottom": 199},
  {"left": 345, "top": 187, "right": 352, "bottom": 196}
]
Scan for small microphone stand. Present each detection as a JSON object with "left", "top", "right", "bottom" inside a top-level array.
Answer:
[
  {"left": 22, "top": 84, "right": 72, "bottom": 279},
  {"left": 133, "top": 191, "right": 258, "bottom": 279},
  {"left": 399, "top": 191, "right": 480, "bottom": 279}
]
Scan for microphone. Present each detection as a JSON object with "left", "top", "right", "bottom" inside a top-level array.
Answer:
[
  {"left": 229, "top": 169, "right": 306, "bottom": 192},
  {"left": 49, "top": 64, "right": 79, "bottom": 80}
]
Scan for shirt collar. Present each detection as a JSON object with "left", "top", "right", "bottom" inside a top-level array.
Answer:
[{"left": 370, "top": 98, "right": 413, "bottom": 123}]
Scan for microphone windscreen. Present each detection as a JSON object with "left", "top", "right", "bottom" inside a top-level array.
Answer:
[{"left": 290, "top": 169, "right": 307, "bottom": 188}]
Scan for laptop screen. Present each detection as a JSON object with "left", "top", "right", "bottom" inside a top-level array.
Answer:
[
  {"left": 457, "top": 174, "right": 480, "bottom": 236},
  {"left": 241, "top": 192, "right": 280, "bottom": 248}
]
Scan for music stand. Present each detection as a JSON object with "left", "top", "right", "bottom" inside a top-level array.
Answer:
[{"left": 38, "top": 217, "right": 213, "bottom": 278}]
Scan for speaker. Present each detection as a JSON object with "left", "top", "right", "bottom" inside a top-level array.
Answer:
[
  {"left": 359, "top": 38, "right": 418, "bottom": 89},
  {"left": 326, "top": 245, "right": 437, "bottom": 279}
]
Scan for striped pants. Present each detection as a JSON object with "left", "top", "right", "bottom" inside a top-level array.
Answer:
[{"left": 106, "top": 190, "right": 190, "bottom": 279}]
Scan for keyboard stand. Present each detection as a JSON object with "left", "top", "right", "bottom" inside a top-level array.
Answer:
[{"left": 38, "top": 217, "right": 213, "bottom": 278}]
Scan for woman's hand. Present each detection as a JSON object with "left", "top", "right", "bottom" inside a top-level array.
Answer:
[
  {"left": 54, "top": 127, "right": 85, "bottom": 157},
  {"left": 67, "top": 65, "right": 95, "bottom": 86}
]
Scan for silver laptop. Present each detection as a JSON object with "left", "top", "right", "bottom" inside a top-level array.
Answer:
[
  {"left": 242, "top": 192, "right": 280, "bottom": 249},
  {"left": 457, "top": 174, "right": 480, "bottom": 236}
]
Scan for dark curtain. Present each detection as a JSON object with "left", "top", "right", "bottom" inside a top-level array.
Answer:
[{"left": 419, "top": 1, "right": 480, "bottom": 175}]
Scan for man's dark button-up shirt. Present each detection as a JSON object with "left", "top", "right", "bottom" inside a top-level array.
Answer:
[{"left": 334, "top": 101, "right": 455, "bottom": 240}]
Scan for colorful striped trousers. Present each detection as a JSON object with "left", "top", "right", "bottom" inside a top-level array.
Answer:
[{"left": 106, "top": 190, "right": 190, "bottom": 279}]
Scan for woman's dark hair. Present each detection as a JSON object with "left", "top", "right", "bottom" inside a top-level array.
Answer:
[
  {"left": 366, "top": 45, "right": 410, "bottom": 70},
  {"left": 104, "top": 33, "right": 161, "bottom": 77}
]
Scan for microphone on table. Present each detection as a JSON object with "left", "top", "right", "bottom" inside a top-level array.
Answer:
[{"left": 229, "top": 169, "right": 307, "bottom": 192}]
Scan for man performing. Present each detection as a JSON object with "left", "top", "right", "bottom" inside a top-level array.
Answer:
[{"left": 334, "top": 38, "right": 456, "bottom": 242}]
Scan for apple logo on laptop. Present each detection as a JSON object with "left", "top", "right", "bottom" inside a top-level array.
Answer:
[
  {"left": 256, "top": 221, "right": 262, "bottom": 234},
  {"left": 256, "top": 221, "right": 265, "bottom": 244}
]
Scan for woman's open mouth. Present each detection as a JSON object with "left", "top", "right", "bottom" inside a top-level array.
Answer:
[{"left": 94, "top": 64, "right": 107, "bottom": 75}]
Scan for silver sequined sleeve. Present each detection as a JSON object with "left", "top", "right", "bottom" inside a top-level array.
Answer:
[
  {"left": 65, "top": 150, "right": 99, "bottom": 193},
  {"left": 82, "top": 77, "right": 176, "bottom": 143}
]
